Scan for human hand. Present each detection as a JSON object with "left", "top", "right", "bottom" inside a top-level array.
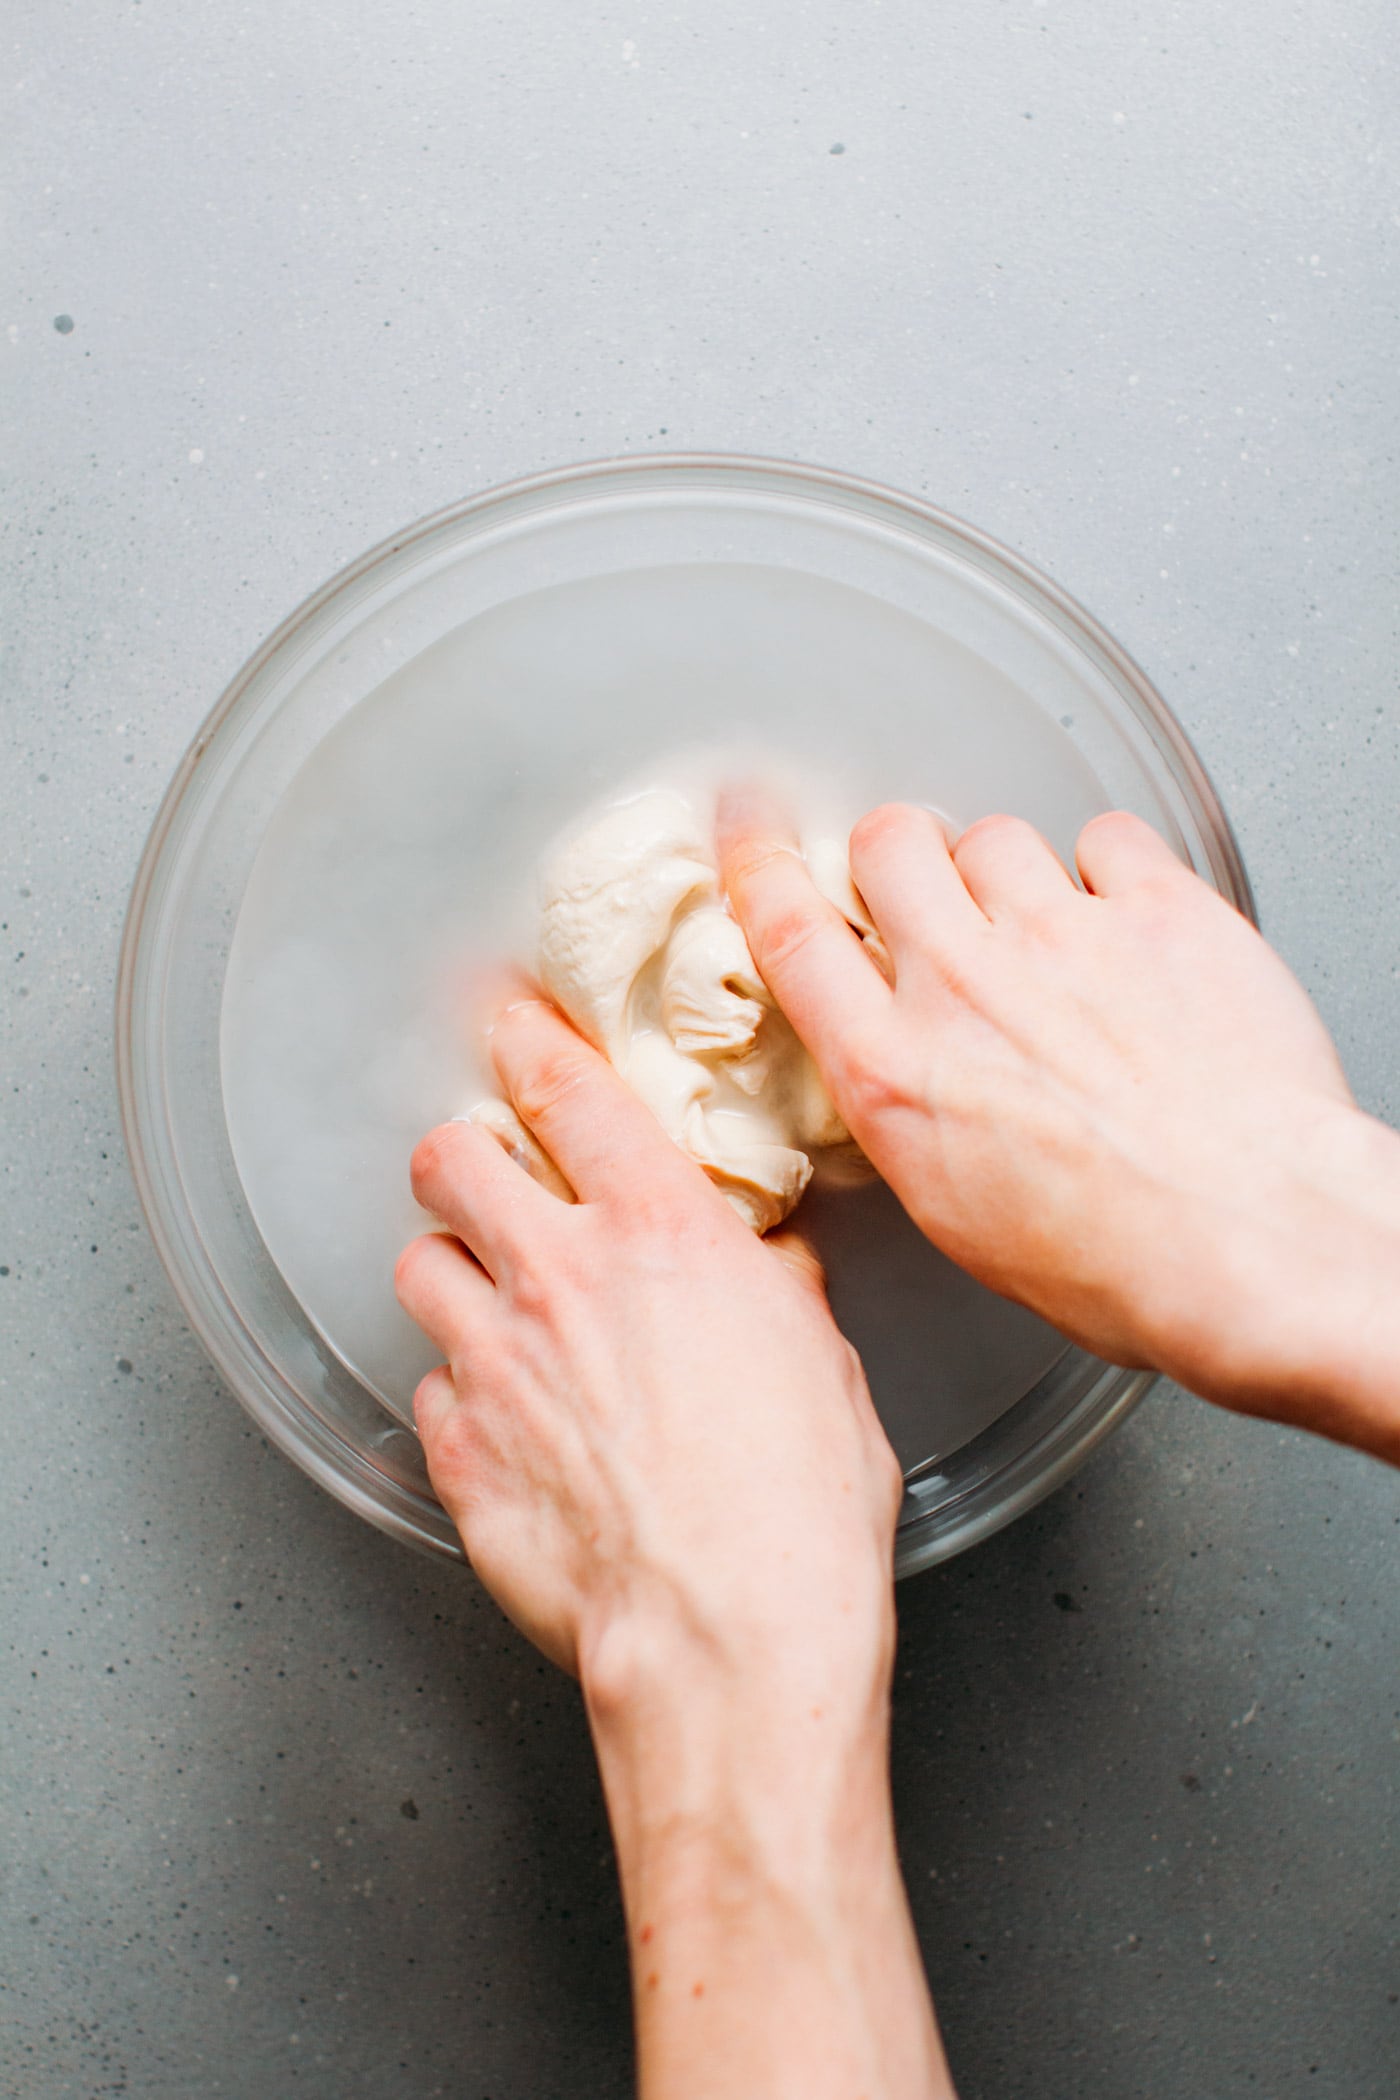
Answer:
[
  {"left": 722, "top": 798, "right": 1400, "bottom": 1455},
  {"left": 396, "top": 991, "right": 953, "bottom": 2100},
  {"left": 395, "top": 983, "right": 902, "bottom": 1697}
]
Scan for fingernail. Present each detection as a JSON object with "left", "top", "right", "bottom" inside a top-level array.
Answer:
[{"left": 484, "top": 995, "right": 548, "bottom": 1038}]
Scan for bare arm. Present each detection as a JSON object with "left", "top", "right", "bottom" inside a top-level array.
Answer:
[
  {"left": 396, "top": 990, "right": 956, "bottom": 2100},
  {"left": 721, "top": 796, "right": 1400, "bottom": 1464}
]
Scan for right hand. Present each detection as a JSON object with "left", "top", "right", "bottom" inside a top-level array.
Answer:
[{"left": 721, "top": 795, "right": 1400, "bottom": 1454}]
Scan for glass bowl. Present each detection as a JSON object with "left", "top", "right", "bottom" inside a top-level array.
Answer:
[{"left": 116, "top": 455, "right": 1252, "bottom": 1578}]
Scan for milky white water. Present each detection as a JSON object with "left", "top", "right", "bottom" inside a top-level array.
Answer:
[{"left": 221, "top": 563, "right": 1111, "bottom": 1467}]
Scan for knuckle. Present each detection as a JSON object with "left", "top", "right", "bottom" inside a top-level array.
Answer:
[
  {"left": 590, "top": 1168, "right": 669, "bottom": 1245},
  {"left": 412, "top": 1365, "right": 450, "bottom": 1419},
  {"left": 756, "top": 900, "right": 825, "bottom": 978},
  {"left": 393, "top": 1235, "right": 431, "bottom": 1303},
  {"left": 611, "top": 1171, "right": 667, "bottom": 1228},
  {"left": 953, "top": 810, "right": 1032, "bottom": 864},
  {"left": 627, "top": 1178, "right": 696, "bottom": 1240},
  {"left": 845, "top": 1064, "right": 902, "bottom": 1127},
  {"left": 603, "top": 1163, "right": 710, "bottom": 1248},
  {"left": 1077, "top": 811, "right": 1192, "bottom": 897},
  {"left": 508, "top": 1249, "right": 546, "bottom": 1309},
  {"left": 409, "top": 1122, "right": 463, "bottom": 1201},
  {"left": 504, "top": 1239, "right": 565, "bottom": 1317},
  {"left": 850, "top": 802, "right": 916, "bottom": 862},
  {"left": 726, "top": 835, "right": 794, "bottom": 891},
  {"left": 839, "top": 1036, "right": 919, "bottom": 1125},
  {"left": 1077, "top": 808, "right": 1141, "bottom": 854},
  {"left": 420, "top": 1408, "right": 477, "bottom": 1509},
  {"left": 512, "top": 1048, "right": 593, "bottom": 1128}
]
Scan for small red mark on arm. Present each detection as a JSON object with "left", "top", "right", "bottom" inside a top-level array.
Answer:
[
  {"left": 639, "top": 1922, "right": 654, "bottom": 1944},
  {"left": 691, "top": 1981, "right": 705, "bottom": 1999},
  {"left": 645, "top": 1971, "right": 659, "bottom": 1990}
]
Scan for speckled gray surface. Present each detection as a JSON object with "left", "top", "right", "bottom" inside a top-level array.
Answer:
[{"left": 4, "top": 4, "right": 1398, "bottom": 2095}]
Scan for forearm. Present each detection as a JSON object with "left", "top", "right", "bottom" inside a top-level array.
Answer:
[{"left": 586, "top": 1645, "right": 955, "bottom": 2100}]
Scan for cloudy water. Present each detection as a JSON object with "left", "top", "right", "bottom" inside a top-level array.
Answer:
[{"left": 221, "top": 563, "right": 1108, "bottom": 1464}]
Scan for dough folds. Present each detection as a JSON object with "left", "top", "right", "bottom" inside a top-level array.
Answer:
[{"left": 474, "top": 783, "right": 884, "bottom": 1232}]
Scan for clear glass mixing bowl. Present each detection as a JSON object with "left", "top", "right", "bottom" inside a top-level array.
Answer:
[{"left": 116, "top": 456, "right": 1252, "bottom": 1577}]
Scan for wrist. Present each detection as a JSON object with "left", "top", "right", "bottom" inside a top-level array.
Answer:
[
  {"left": 1152, "top": 1097, "right": 1400, "bottom": 1459},
  {"left": 582, "top": 1608, "right": 953, "bottom": 2100},
  {"left": 593, "top": 1695, "right": 897, "bottom": 1954},
  {"left": 581, "top": 1594, "right": 897, "bottom": 1884}
]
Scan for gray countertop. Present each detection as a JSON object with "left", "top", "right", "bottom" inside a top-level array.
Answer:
[{"left": 4, "top": 4, "right": 1398, "bottom": 2094}]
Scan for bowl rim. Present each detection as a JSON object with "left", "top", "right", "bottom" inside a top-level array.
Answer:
[{"left": 116, "top": 451, "right": 1253, "bottom": 1575}]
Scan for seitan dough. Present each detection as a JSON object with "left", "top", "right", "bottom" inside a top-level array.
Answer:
[{"left": 472, "top": 779, "right": 887, "bottom": 1231}]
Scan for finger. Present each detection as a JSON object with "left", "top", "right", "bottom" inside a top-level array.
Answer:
[
  {"left": 409, "top": 1121, "right": 548, "bottom": 1279},
  {"left": 489, "top": 985, "right": 719, "bottom": 1209},
  {"left": 1075, "top": 811, "right": 1189, "bottom": 896},
  {"left": 847, "top": 803, "right": 989, "bottom": 950},
  {"left": 951, "top": 813, "right": 1078, "bottom": 922},
  {"left": 469, "top": 1097, "right": 577, "bottom": 1203},
  {"left": 765, "top": 1226, "right": 829, "bottom": 1296},
  {"left": 412, "top": 1362, "right": 459, "bottom": 1445},
  {"left": 718, "top": 784, "right": 893, "bottom": 1076},
  {"left": 395, "top": 1231, "right": 497, "bottom": 1357}
]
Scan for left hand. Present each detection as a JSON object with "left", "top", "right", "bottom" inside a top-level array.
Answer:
[
  {"left": 394, "top": 984, "right": 903, "bottom": 1709},
  {"left": 397, "top": 987, "right": 954, "bottom": 2100}
]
